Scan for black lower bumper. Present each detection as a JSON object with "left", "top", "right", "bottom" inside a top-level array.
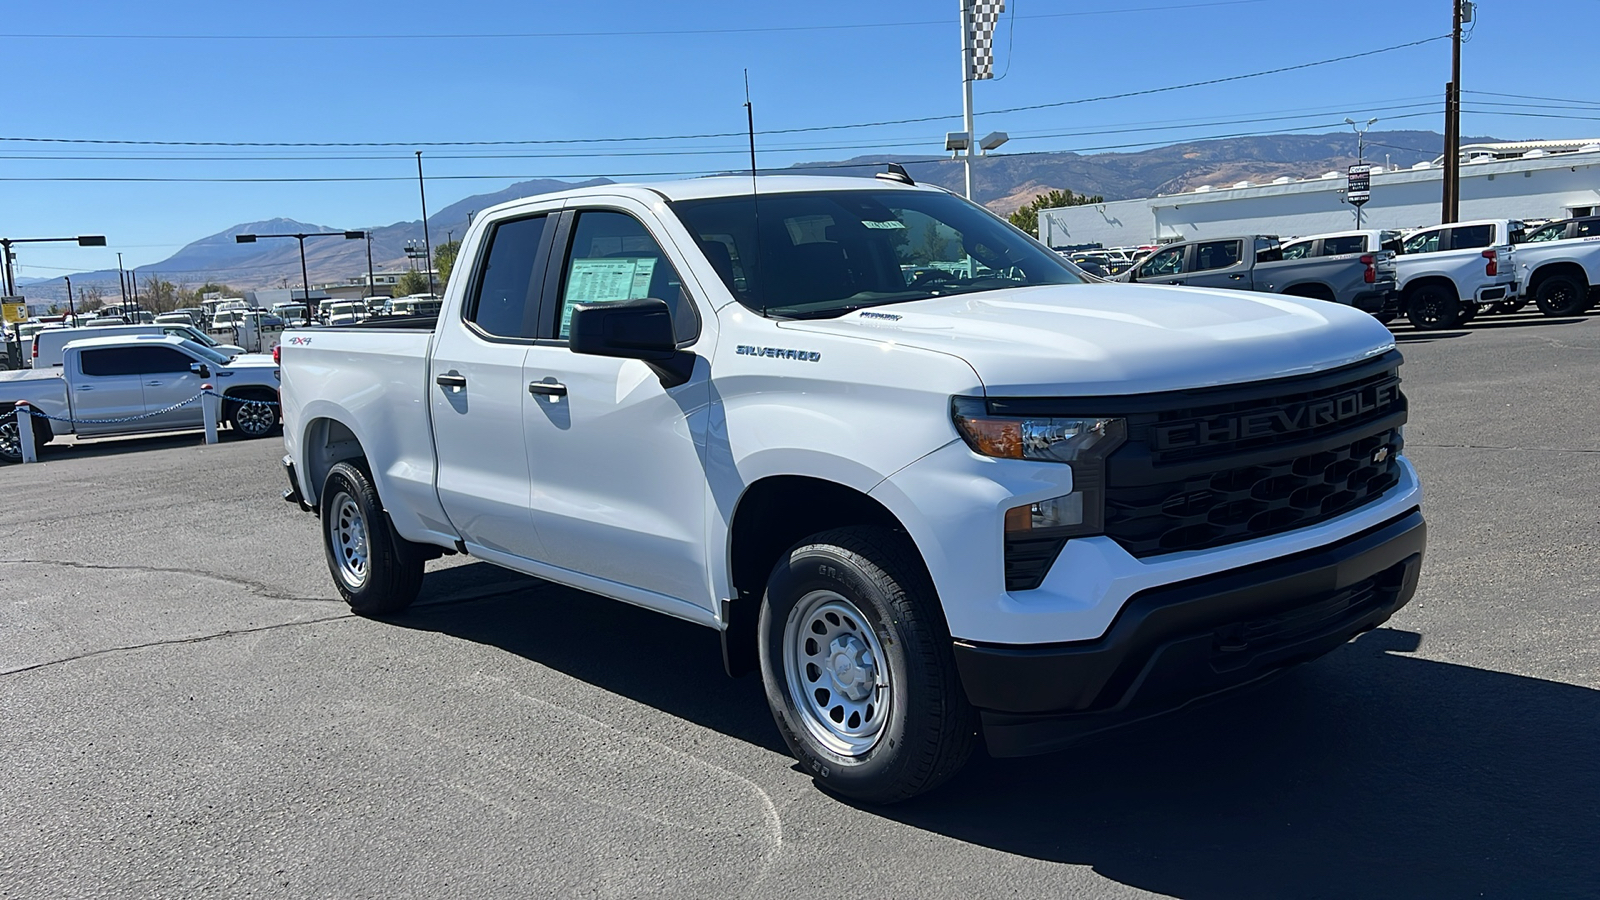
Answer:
[
  {"left": 953, "top": 508, "right": 1426, "bottom": 757},
  {"left": 1352, "top": 288, "right": 1399, "bottom": 315}
]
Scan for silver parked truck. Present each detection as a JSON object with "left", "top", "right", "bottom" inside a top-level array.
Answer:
[{"left": 1122, "top": 234, "right": 1400, "bottom": 320}]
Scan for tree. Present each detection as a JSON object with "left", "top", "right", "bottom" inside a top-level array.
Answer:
[
  {"left": 140, "top": 274, "right": 181, "bottom": 313},
  {"left": 1008, "top": 189, "right": 1105, "bottom": 237},
  {"left": 77, "top": 284, "right": 105, "bottom": 315},
  {"left": 434, "top": 240, "right": 461, "bottom": 285},
  {"left": 395, "top": 270, "right": 431, "bottom": 296}
]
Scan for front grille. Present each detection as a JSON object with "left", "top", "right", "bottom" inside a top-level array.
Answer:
[
  {"left": 1105, "top": 430, "right": 1402, "bottom": 557},
  {"left": 991, "top": 352, "right": 1408, "bottom": 565}
]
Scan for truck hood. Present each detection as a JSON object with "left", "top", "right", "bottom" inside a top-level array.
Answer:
[
  {"left": 777, "top": 283, "right": 1396, "bottom": 396},
  {"left": 221, "top": 353, "right": 279, "bottom": 371}
]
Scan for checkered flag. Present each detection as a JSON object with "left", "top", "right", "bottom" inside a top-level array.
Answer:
[{"left": 968, "top": 0, "right": 1006, "bottom": 80}]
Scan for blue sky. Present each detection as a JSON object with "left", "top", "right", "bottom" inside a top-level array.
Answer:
[{"left": 3, "top": 0, "right": 1598, "bottom": 279}]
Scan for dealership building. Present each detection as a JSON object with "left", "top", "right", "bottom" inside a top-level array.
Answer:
[{"left": 1037, "top": 140, "right": 1600, "bottom": 249}]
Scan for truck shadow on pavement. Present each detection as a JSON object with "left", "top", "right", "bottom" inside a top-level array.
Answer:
[{"left": 398, "top": 569, "right": 1598, "bottom": 899}]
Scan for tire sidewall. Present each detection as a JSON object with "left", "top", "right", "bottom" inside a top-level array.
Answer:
[
  {"left": 758, "top": 542, "right": 920, "bottom": 799},
  {"left": 1536, "top": 275, "right": 1584, "bottom": 316},
  {"left": 228, "top": 395, "right": 280, "bottom": 438}
]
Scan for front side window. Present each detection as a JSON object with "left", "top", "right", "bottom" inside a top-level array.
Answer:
[
  {"left": 554, "top": 210, "right": 698, "bottom": 342},
  {"left": 1140, "top": 246, "right": 1186, "bottom": 277},
  {"left": 1280, "top": 241, "right": 1312, "bottom": 260},
  {"left": 467, "top": 214, "right": 548, "bottom": 339},
  {"left": 1403, "top": 230, "right": 1442, "bottom": 254},
  {"left": 1523, "top": 223, "right": 1567, "bottom": 243},
  {"left": 672, "top": 189, "right": 1084, "bottom": 319}
]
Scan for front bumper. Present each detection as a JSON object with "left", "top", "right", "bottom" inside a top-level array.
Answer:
[{"left": 953, "top": 507, "right": 1425, "bottom": 757}]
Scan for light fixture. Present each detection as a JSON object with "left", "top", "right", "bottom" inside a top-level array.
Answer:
[
  {"left": 945, "top": 131, "right": 971, "bottom": 152},
  {"left": 979, "top": 131, "right": 1010, "bottom": 152}
]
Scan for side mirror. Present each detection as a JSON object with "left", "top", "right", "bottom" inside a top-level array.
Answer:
[
  {"left": 190, "top": 362, "right": 211, "bottom": 379},
  {"left": 569, "top": 298, "right": 695, "bottom": 388}
]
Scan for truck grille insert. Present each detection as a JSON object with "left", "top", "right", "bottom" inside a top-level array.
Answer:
[{"left": 1105, "top": 429, "right": 1402, "bottom": 557}]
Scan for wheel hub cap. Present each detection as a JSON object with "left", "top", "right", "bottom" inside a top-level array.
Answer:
[{"left": 827, "top": 636, "right": 876, "bottom": 701}]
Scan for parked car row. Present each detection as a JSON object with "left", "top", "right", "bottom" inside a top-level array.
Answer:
[{"left": 1105, "top": 214, "right": 1600, "bottom": 330}]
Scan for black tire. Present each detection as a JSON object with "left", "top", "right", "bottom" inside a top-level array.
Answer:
[
  {"left": 758, "top": 526, "right": 976, "bottom": 804},
  {"left": 1534, "top": 274, "right": 1589, "bottom": 317},
  {"left": 1405, "top": 283, "right": 1462, "bottom": 330},
  {"left": 1457, "top": 304, "right": 1478, "bottom": 324},
  {"left": 320, "top": 461, "right": 424, "bottom": 616},
  {"left": 226, "top": 392, "right": 280, "bottom": 438},
  {"left": 0, "top": 408, "right": 49, "bottom": 464}
]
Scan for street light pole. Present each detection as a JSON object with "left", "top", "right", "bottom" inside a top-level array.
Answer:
[
  {"left": 416, "top": 151, "right": 435, "bottom": 297},
  {"left": 64, "top": 275, "right": 75, "bottom": 320},
  {"left": 1345, "top": 117, "right": 1378, "bottom": 228},
  {"left": 235, "top": 230, "right": 366, "bottom": 322},
  {"left": 365, "top": 232, "right": 376, "bottom": 296}
]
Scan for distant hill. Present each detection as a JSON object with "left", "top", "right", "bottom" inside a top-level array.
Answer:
[{"left": 21, "top": 131, "right": 1500, "bottom": 301}]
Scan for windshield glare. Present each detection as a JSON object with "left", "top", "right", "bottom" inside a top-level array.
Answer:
[{"left": 672, "top": 188, "right": 1085, "bottom": 319}]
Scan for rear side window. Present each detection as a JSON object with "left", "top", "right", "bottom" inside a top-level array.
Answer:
[
  {"left": 1193, "top": 240, "right": 1242, "bottom": 271},
  {"left": 467, "top": 214, "right": 549, "bottom": 339},
  {"left": 1403, "top": 230, "right": 1442, "bottom": 254},
  {"left": 1450, "top": 225, "right": 1494, "bottom": 250},
  {"left": 1577, "top": 220, "right": 1600, "bottom": 238},
  {"left": 1321, "top": 235, "right": 1367, "bottom": 256}
]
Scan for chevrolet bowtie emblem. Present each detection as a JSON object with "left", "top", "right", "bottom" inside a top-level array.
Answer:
[{"left": 1373, "top": 446, "right": 1390, "bottom": 463}]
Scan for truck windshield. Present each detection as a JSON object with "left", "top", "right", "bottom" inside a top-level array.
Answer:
[{"left": 672, "top": 189, "right": 1085, "bottom": 319}]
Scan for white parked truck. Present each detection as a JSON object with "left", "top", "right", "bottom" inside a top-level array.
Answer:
[
  {"left": 0, "top": 334, "right": 281, "bottom": 462},
  {"left": 278, "top": 174, "right": 1426, "bottom": 802},
  {"left": 1512, "top": 215, "right": 1600, "bottom": 317},
  {"left": 1393, "top": 219, "right": 1524, "bottom": 328}
]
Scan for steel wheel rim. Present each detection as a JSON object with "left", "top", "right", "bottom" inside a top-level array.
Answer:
[
  {"left": 328, "top": 491, "right": 369, "bottom": 588},
  {"left": 783, "top": 590, "right": 891, "bottom": 757},
  {"left": 1546, "top": 283, "right": 1575, "bottom": 310},
  {"left": 235, "top": 402, "right": 275, "bottom": 436}
]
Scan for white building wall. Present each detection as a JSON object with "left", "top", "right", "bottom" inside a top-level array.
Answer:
[{"left": 1038, "top": 152, "right": 1600, "bottom": 248}]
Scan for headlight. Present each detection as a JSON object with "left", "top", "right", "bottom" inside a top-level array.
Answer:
[{"left": 953, "top": 397, "right": 1127, "bottom": 557}]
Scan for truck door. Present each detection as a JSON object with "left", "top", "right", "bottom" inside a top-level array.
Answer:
[
  {"left": 1130, "top": 244, "right": 1188, "bottom": 286},
  {"left": 71, "top": 347, "right": 150, "bottom": 436},
  {"left": 1183, "top": 239, "right": 1251, "bottom": 290},
  {"left": 519, "top": 203, "right": 715, "bottom": 611},
  {"left": 429, "top": 208, "right": 557, "bottom": 561},
  {"left": 134, "top": 345, "right": 207, "bottom": 430}
]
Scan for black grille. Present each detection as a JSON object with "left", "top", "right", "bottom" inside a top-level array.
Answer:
[{"left": 1105, "top": 430, "right": 1402, "bottom": 557}]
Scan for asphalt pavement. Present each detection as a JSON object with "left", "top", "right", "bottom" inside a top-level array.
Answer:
[{"left": 2, "top": 309, "right": 1597, "bottom": 899}]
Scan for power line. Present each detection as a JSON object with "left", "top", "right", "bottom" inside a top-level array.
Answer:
[
  {"left": 0, "top": 34, "right": 1451, "bottom": 149},
  {"left": 3, "top": 1, "right": 1275, "bottom": 42}
]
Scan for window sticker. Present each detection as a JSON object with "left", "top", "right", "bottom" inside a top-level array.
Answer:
[
  {"left": 862, "top": 220, "right": 907, "bottom": 230},
  {"left": 562, "top": 257, "right": 658, "bottom": 335}
]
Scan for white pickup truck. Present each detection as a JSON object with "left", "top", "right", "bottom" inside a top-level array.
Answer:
[
  {"left": 1514, "top": 215, "right": 1600, "bottom": 317},
  {"left": 279, "top": 174, "right": 1426, "bottom": 802},
  {"left": 0, "top": 334, "right": 281, "bottom": 462},
  {"left": 1286, "top": 222, "right": 1523, "bottom": 329}
]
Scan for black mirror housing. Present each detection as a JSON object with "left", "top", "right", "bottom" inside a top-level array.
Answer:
[
  {"left": 190, "top": 362, "right": 212, "bottom": 379},
  {"left": 569, "top": 298, "right": 678, "bottom": 362},
  {"left": 568, "top": 298, "right": 695, "bottom": 389}
]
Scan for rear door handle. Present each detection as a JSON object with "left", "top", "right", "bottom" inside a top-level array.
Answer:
[
  {"left": 146, "top": 380, "right": 164, "bottom": 386},
  {"left": 528, "top": 381, "right": 568, "bottom": 397},
  {"left": 436, "top": 373, "right": 467, "bottom": 389},
  {"left": 1229, "top": 274, "right": 1245, "bottom": 280}
]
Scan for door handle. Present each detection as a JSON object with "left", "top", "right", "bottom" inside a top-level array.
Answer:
[
  {"left": 528, "top": 381, "right": 568, "bottom": 397},
  {"left": 1229, "top": 273, "right": 1245, "bottom": 280},
  {"left": 436, "top": 373, "right": 467, "bottom": 389},
  {"left": 147, "top": 381, "right": 164, "bottom": 386},
  {"left": 1171, "top": 279, "right": 1185, "bottom": 285}
]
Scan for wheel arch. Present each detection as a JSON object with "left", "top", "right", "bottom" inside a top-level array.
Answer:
[
  {"left": 721, "top": 475, "right": 925, "bottom": 677},
  {"left": 1527, "top": 260, "right": 1589, "bottom": 293},
  {"left": 1402, "top": 275, "right": 1459, "bottom": 300},
  {"left": 1281, "top": 281, "right": 1337, "bottom": 302},
  {"left": 301, "top": 415, "right": 367, "bottom": 508}
]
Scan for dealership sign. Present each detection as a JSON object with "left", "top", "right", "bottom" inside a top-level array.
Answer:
[{"left": 1347, "top": 164, "right": 1372, "bottom": 207}]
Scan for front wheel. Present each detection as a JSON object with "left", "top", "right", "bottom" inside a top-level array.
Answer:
[
  {"left": 320, "top": 461, "right": 424, "bottom": 616},
  {"left": 758, "top": 527, "right": 976, "bottom": 804},
  {"left": 1405, "top": 284, "right": 1462, "bottom": 330},
  {"left": 1534, "top": 274, "right": 1590, "bottom": 317},
  {"left": 0, "top": 408, "right": 49, "bottom": 464}
]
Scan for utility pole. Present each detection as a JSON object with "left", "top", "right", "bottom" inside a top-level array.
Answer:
[
  {"left": 117, "top": 252, "right": 128, "bottom": 306},
  {"left": 1442, "top": 0, "right": 1469, "bottom": 224},
  {"left": 959, "top": 0, "right": 976, "bottom": 200},
  {"left": 416, "top": 151, "right": 435, "bottom": 297},
  {"left": 64, "top": 275, "right": 75, "bottom": 320},
  {"left": 365, "top": 232, "right": 376, "bottom": 297}
]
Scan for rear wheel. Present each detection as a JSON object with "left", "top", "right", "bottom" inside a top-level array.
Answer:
[
  {"left": 1534, "top": 274, "right": 1590, "bottom": 317},
  {"left": 758, "top": 526, "right": 976, "bottom": 804},
  {"left": 226, "top": 392, "right": 280, "bottom": 438},
  {"left": 0, "top": 408, "right": 49, "bottom": 464},
  {"left": 1405, "top": 284, "right": 1462, "bottom": 330},
  {"left": 320, "top": 461, "right": 424, "bottom": 616}
]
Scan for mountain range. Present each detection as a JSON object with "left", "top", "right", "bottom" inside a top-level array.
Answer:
[{"left": 20, "top": 130, "right": 1493, "bottom": 301}]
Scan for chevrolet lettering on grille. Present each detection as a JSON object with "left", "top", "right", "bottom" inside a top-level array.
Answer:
[{"left": 1154, "top": 380, "right": 1399, "bottom": 450}]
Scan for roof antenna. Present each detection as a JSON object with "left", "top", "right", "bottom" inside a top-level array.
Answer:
[{"left": 745, "top": 69, "right": 766, "bottom": 317}]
